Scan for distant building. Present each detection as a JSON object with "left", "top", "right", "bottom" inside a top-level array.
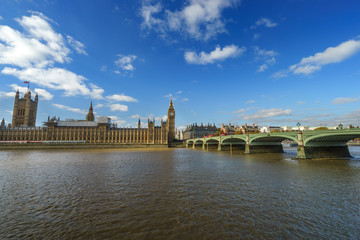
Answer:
[
  {"left": 176, "top": 129, "right": 184, "bottom": 140},
  {"left": 12, "top": 90, "right": 38, "bottom": 127},
  {"left": 240, "top": 123, "right": 259, "bottom": 134},
  {"left": 183, "top": 123, "right": 218, "bottom": 139},
  {"left": 260, "top": 126, "right": 281, "bottom": 133},
  {"left": 220, "top": 123, "right": 239, "bottom": 135},
  {"left": 281, "top": 126, "right": 294, "bottom": 131}
]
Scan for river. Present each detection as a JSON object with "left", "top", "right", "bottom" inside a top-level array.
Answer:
[{"left": 0, "top": 147, "right": 359, "bottom": 239}]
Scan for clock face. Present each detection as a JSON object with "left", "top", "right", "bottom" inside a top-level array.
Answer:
[{"left": 170, "top": 112, "right": 174, "bottom": 117}]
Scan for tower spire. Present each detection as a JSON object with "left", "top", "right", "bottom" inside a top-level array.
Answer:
[{"left": 86, "top": 100, "right": 95, "bottom": 121}]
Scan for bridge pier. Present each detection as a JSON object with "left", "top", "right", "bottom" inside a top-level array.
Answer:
[
  {"left": 245, "top": 143, "right": 283, "bottom": 154},
  {"left": 297, "top": 145, "right": 351, "bottom": 159}
]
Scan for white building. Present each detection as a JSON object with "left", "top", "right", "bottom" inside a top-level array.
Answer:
[{"left": 260, "top": 126, "right": 281, "bottom": 133}]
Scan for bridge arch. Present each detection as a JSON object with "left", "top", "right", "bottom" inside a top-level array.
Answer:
[
  {"left": 249, "top": 135, "right": 298, "bottom": 145},
  {"left": 204, "top": 138, "right": 219, "bottom": 144},
  {"left": 220, "top": 136, "right": 246, "bottom": 144},
  {"left": 304, "top": 132, "right": 360, "bottom": 146}
]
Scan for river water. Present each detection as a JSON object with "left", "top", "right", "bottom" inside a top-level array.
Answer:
[{"left": 0, "top": 147, "right": 359, "bottom": 239}]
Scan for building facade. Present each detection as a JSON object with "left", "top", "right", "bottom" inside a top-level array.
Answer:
[
  {"left": 12, "top": 90, "right": 38, "bottom": 127},
  {"left": 1, "top": 95, "right": 175, "bottom": 146},
  {"left": 183, "top": 123, "right": 218, "bottom": 139}
]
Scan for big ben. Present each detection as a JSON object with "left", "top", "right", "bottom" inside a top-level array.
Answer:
[{"left": 167, "top": 99, "right": 175, "bottom": 143}]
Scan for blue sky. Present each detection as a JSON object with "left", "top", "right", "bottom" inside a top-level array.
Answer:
[{"left": 0, "top": 0, "right": 360, "bottom": 130}]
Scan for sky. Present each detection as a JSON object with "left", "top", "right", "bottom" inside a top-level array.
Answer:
[{"left": 0, "top": 0, "right": 360, "bottom": 130}]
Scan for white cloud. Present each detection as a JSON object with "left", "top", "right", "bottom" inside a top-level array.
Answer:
[
  {"left": 164, "top": 93, "right": 174, "bottom": 100},
  {"left": 89, "top": 84, "right": 104, "bottom": 100},
  {"left": 182, "top": 97, "right": 189, "bottom": 102},
  {"left": 94, "top": 104, "right": 103, "bottom": 109},
  {"left": 297, "top": 101, "right": 306, "bottom": 105},
  {"left": 52, "top": 103, "right": 87, "bottom": 115},
  {"left": 0, "top": 91, "right": 15, "bottom": 98},
  {"left": 130, "top": 114, "right": 141, "bottom": 119},
  {"left": 253, "top": 33, "right": 260, "bottom": 40},
  {"left": 0, "top": 13, "right": 70, "bottom": 68},
  {"left": 141, "top": 0, "right": 240, "bottom": 41},
  {"left": 289, "top": 39, "right": 360, "bottom": 75},
  {"left": 106, "top": 93, "right": 138, "bottom": 102},
  {"left": 108, "top": 116, "right": 126, "bottom": 126},
  {"left": 109, "top": 103, "right": 128, "bottom": 112},
  {"left": 115, "top": 54, "right": 137, "bottom": 71},
  {"left": 140, "top": 1, "right": 163, "bottom": 30},
  {"left": 240, "top": 108, "right": 292, "bottom": 120},
  {"left": 0, "top": 16, "right": 3, "bottom": 21},
  {"left": 0, "top": 12, "right": 104, "bottom": 99},
  {"left": 257, "top": 64, "right": 268, "bottom": 72},
  {"left": 34, "top": 88, "right": 53, "bottom": 100},
  {"left": 254, "top": 46, "right": 277, "bottom": 58},
  {"left": 251, "top": 17, "right": 277, "bottom": 29},
  {"left": 3, "top": 84, "right": 53, "bottom": 100},
  {"left": 332, "top": 97, "right": 358, "bottom": 105},
  {"left": 254, "top": 47, "right": 277, "bottom": 72},
  {"left": 246, "top": 100, "right": 255, "bottom": 104},
  {"left": 155, "top": 115, "right": 167, "bottom": 121},
  {"left": 100, "top": 65, "right": 107, "bottom": 72},
  {"left": 2, "top": 67, "right": 102, "bottom": 99},
  {"left": 272, "top": 70, "right": 288, "bottom": 79},
  {"left": 175, "top": 90, "right": 182, "bottom": 94},
  {"left": 232, "top": 108, "right": 247, "bottom": 114},
  {"left": 185, "top": 44, "right": 246, "bottom": 65},
  {"left": 177, "top": 126, "right": 186, "bottom": 131},
  {"left": 67, "top": 35, "right": 87, "bottom": 55}
]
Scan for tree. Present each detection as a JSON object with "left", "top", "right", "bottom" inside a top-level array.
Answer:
[{"left": 314, "top": 127, "right": 328, "bottom": 131}]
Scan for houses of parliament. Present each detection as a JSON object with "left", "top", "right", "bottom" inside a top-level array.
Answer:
[{"left": 0, "top": 90, "right": 176, "bottom": 146}]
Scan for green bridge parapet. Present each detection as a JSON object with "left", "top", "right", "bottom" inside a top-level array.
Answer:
[{"left": 186, "top": 128, "right": 360, "bottom": 159}]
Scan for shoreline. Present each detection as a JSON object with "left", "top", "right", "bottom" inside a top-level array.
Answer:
[{"left": 0, "top": 143, "right": 172, "bottom": 150}]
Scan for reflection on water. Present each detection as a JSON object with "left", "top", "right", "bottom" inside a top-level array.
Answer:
[{"left": 0, "top": 147, "right": 359, "bottom": 239}]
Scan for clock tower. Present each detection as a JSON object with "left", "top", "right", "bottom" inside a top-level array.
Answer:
[{"left": 167, "top": 99, "right": 175, "bottom": 143}]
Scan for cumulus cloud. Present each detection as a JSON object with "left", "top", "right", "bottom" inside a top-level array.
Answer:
[
  {"left": 109, "top": 103, "right": 128, "bottom": 112},
  {"left": 273, "top": 38, "right": 360, "bottom": 78},
  {"left": 0, "top": 12, "right": 103, "bottom": 99},
  {"left": 115, "top": 54, "right": 137, "bottom": 71},
  {"left": 0, "top": 17, "right": 69, "bottom": 68},
  {"left": 34, "top": 88, "right": 53, "bottom": 100},
  {"left": 106, "top": 93, "right": 138, "bottom": 102},
  {"left": 2, "top": 67, "right": 103, "bottom": 98},
  {"left": 3, "top": 83, "right": 53, "bottom": 100},
  {"left": 185, "top": 44, "right": 246, "bottom": 64},
  {"left": 332, "top": 97, "right": 358, "bottom": 105},
  {"left": 251, "top": 17, "right": 277, "bottom": 29},
  {"left": 240, "top": 108, "right": 292, "bottom": 120},
  {"left": 140, "top": 0, "right": 240, "bottom": 41},
  {"left": 52, "top": 103, "right": 87, "bottom": 115}
]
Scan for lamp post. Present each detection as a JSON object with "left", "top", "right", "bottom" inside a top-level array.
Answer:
[
  {"left": 338, "top": 123, "right": 343, "bottom": 129},
  {"left": 297, "top": 122, "right": 301, "bottom": 131}
]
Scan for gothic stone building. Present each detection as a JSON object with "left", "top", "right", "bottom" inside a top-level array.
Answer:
[
  {"left": 12, "top": 90, "right": 38, "bottom": 127},
  {"left": 0, "top": 92, "right": 175, "bottom": 146}
]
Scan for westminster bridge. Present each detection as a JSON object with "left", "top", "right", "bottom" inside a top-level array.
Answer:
[{"left": 185, "top": 129, "right": 360, "bottom": 159}]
